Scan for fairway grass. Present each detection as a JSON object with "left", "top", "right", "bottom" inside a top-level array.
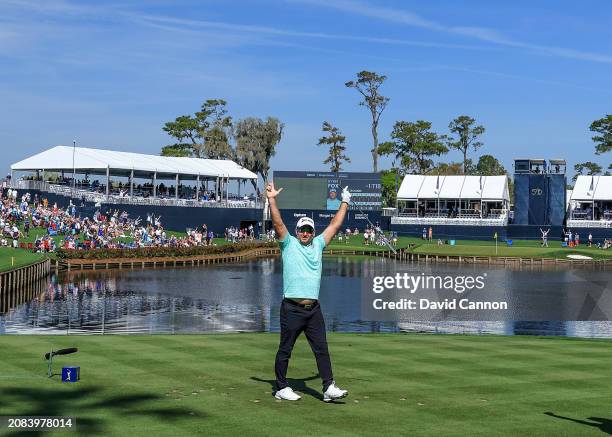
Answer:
[
  {"left": 0, "top": 248, "right": 46, "bottom": 271},
  {"left": 328, "top": 236, "right": 612, "bottom": 260},
  {"left": 1, "top": 334, "right": 611, "bottom": 436}
]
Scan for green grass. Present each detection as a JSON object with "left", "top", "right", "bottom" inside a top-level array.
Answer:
[
  {"left": 0, "top": 334, "right": 611, "bottom": 436},
  {"left": 328, "top": 235, "right": 612, "bottom": 260},
  {"left": 0, "top": 248, "right": 46, "bottom": 270},
  {"left": 409, "top": 238, "right": 612, "bottom": 260},
  {"left": 2, "top": 226, "right": 609, "bottom": 273}
]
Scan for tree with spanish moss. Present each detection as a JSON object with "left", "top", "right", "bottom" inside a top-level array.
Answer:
[
  {"left": 234, "top": 116, "right": 283, "bottom": 234},
  {"left": 234, "top": 117, "right": 284, "bottom": 195}
]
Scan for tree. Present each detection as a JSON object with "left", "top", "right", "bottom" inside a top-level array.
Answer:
[
  {"left": 385, "top": 120, "right": 448, "bottom": 174},
  {"left": 377, "top": 140, "right": 402, "bottom": 198},
  {"left": 590, "top": 114, "right": 612, "bottom": 155},
  {"left": 430, "top": 162, "right": 464, "bottom": 175},
  {"left": 474, "top": 154, "right": 506, "bottom": 175},
  {"left": 573, "top": 161, "right": 602, "bottom": 182},
  {"left": 162, "top": 99, "right": 233, "bottom": 159},
  {"left": 161, "top": 115, "right": 201, "bottom": 156},
  {"left": 345, "top": 71, "right": 389, "bottom": 172},
  {"left": 380, "top": 169, "right": 398, "bottom": 207},
  {"left": 161, "top": 143, "right": 194, "bottom": 157},
  {"left": 377, "top": 141, "right": 395, "bottom": 168},
  {"left": 317, "top": 121, "right": 350, "bottom": 172},
  {"left": 447, "top": 115, "right": 485, "bottom": 174},
  {"left": 473, "top": 155, "right": 510, "bottom": 204},
  {"left": 234, "top": 117, "right": 284, "bottom": 195},
  {"left": 463, "top": 158, "right": 476, "bottom": 175},
  {"left": 201, "top": 100, "right": 233, "bottom": 159}
]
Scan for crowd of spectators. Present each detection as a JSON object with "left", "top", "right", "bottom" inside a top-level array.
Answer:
[
  {"left": 24, "top": 175, "right": 257, "bottom": 202},
  {"left": 561, "top": 228, "right": 583, "bottom": 247},
  {"left": 0, "top": 189, "right": 226, "bottom": 253},
  {"left": 3, "top": 187, "right": 608, "bottom": 254},
  {"left": 225, "top": 225, "right": 256, "bottom": 243}
]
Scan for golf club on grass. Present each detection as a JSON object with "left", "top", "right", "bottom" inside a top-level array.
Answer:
[{"left": 45, "top": 348, "right": 78, "bottom": 378}]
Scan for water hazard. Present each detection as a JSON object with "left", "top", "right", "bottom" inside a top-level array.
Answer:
[{"left": 1, "top": 257, "right": 611, "bottom": 338}]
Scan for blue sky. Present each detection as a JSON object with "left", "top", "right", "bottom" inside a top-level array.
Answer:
[{"left": 1, "top": 0, "right": 611, "bottom": 181}]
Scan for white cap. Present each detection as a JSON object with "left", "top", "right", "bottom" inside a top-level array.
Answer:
[{"left": 296, "top": 216, "right": 315, "bottom": 232}]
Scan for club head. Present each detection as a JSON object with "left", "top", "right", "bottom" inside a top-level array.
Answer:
[{"left": 44, "top": 347, "right": 78, "bottom": 360}]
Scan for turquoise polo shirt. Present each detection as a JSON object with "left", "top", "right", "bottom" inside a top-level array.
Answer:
[{"left": 279, "top": 233, "right": 326, "bottom": 299}]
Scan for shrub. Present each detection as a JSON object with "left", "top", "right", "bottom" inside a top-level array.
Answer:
[{"left": 56, "top": 241, "right": 277, "bottom": 260}]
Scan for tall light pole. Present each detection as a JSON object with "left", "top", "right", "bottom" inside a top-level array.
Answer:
[{"left": 72, "top": 140, "right": 76, "bottom": 199}]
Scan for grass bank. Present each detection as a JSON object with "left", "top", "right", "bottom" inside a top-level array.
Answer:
[
  {"left": 325, "top": 236, "right": 612, "bottom": 260},
  {"left": 407, "top": 238, "right": 612, "bottom": 260},
  {"left": 0, "top": 248, "right": 47, "bottom": 271},
  {"left": 0, "top": 334, "right": 611, "bottom": 436},
  {"left": 2, "top": 233, "right": 611, "bottom": 273}
]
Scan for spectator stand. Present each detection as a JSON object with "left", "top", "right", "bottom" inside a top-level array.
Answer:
[
  {"left": 10, "top": 145, "right": 260, "bottom": 209},
  {"left": 567, "top": 175, "right": 612, "bottom": 228},
  {"left": 391, "top": 175, "right": 510, "bottom": 227}
]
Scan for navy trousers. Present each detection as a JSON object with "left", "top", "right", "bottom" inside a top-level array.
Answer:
[{"left": 275, "top": 298, "right": 334, "bottom": 391}]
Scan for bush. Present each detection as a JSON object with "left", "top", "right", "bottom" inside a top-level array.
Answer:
[{"left": 56, "top": 241, "right": 277, "bottom": 260}]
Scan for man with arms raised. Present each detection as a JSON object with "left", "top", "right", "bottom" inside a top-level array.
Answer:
[{"left": 267, "top": 181, "right": 351, "bottom": 402}]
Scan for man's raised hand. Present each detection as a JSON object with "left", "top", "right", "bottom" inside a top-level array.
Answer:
[
  {"left": 266, "top": 182, "right": 283, "bottom": 199},
  {"left": 341, "top": 186, "right": 351, "bottom": 205}
]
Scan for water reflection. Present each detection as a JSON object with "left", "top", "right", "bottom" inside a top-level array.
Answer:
[{"left": 1, "top": 257, "right": 611, "bottom": 338}]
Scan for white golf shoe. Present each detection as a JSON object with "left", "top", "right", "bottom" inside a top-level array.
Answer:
[
  {"left": 323, "top": 382, "right": 348, "bottom": 402},
  {"left": 275, "top": 387, "right": 301, "bottom": 401}
]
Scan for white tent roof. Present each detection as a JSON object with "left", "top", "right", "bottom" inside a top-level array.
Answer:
[
  {"left": 418, "top": 175, "right": 443, "bottom": 198},
  {"left": 206, "top": 159, "right": 261, "bottom": 180},
  {"left": 397, "top": 175, "right": 508, "bottom": 201},
  {"left": 482, "top": 176, "right": 509, "bottom": 200},
  {"left": 571, "top": 175, "right": 612, "bottom": 201},
  {"left": 460, "top": 176, "right": 483, "bottom": 199},
  {"left": 11, "top": 146, "right": 257, "bottom": 180},
  {"left": 396, "top": 175, "right": 425, "bottom": 199},
  {"left": 438, "top": 176, "right": 463, "bottom": 199}
]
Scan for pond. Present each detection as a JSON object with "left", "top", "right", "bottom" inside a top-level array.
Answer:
[{"left": 1, "top": 257, "right": 611, "bottom": 338}]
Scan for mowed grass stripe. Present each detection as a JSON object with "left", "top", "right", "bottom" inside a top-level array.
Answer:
[{"left": 1, "top": 334, "right": 611, "bottom": 437}]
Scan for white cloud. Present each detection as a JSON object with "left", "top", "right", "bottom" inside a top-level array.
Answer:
[
  {"left": 126, "top": 11, "right": 489, "bottom": 52},
  {"left": 290, "top": 0, "right": 612, "bottom": 64},
  {"left": 0, "top": 0, "right": 491, "bottom": 54}
]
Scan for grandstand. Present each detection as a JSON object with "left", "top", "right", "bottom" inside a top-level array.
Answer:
[
  {"left": 10, "top": 145, "right": 260, "bottom": 208},
  {"left": 567, "top": 175, "right": 612, "bottom": 228},
  {"left": 392, "top": 175, "right": 510, "bottom": 226}
]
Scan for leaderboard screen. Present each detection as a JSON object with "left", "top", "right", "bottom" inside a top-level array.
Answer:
[{"left": 273, "top": 171, "right": 381, "bottom": 211}]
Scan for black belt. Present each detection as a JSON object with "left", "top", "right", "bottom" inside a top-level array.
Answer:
[{"left": 285, "top": 298, "right": 318, "bottom": 309}]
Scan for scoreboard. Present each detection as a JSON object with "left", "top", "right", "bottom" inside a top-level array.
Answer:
[{"left": 272, "top": 171, "right": 381, "bottom": 211}]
